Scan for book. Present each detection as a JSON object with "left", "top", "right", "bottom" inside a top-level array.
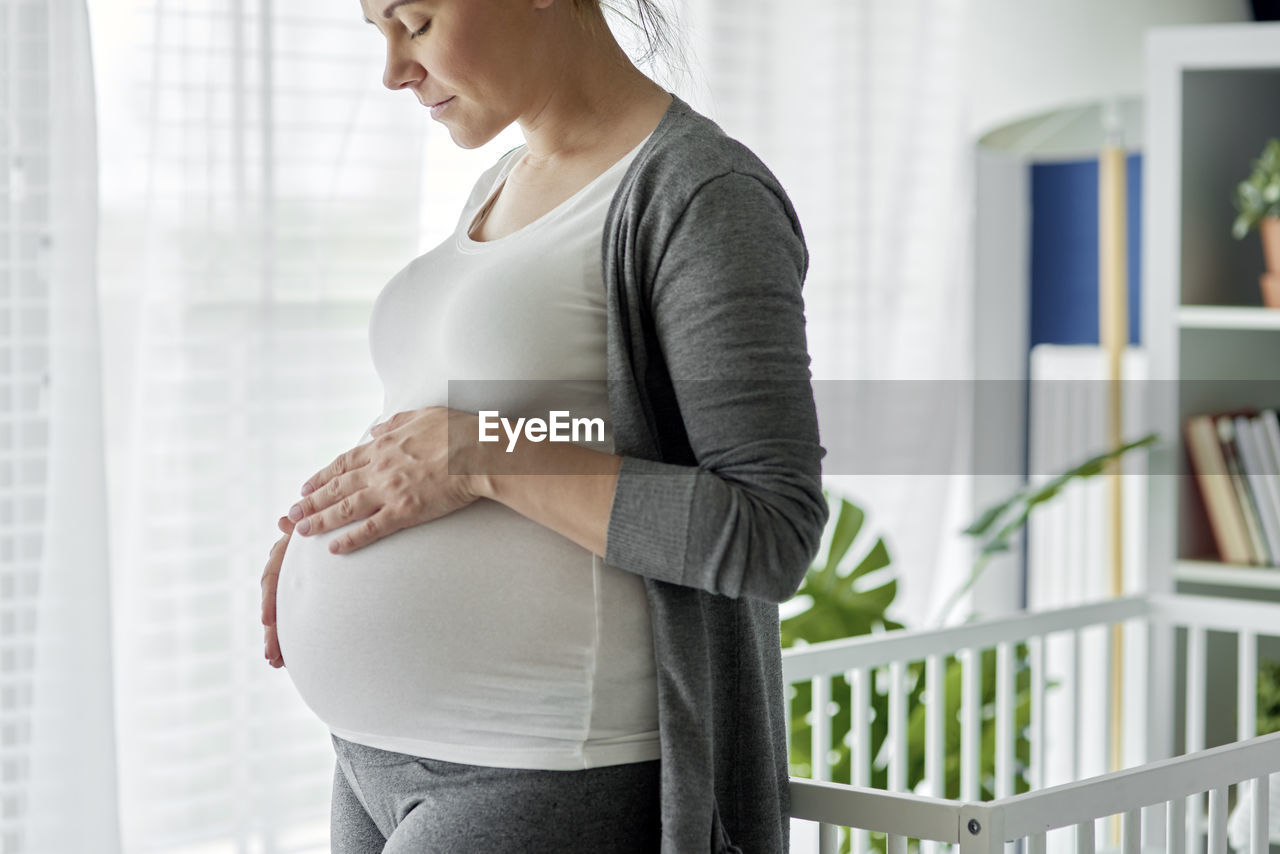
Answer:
[
  {"left": 1218, "top": 415, "right": 1270, "bottom": 566},
  {"left": 1234, "top": 415, "right": 1280, "bottom": 566},
  {"left": 1184, "top": 414, "right": 1254, "bottom": 565},
  {"left": 1258, "top": 409, "right": 1280, "bottom": 550},
  {"left": 1262, "top": 409, "right": 1280, "bottom": 487}
]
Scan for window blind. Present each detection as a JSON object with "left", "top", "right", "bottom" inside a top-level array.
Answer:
[{"left": 1, "top": 1, "right": 52, "bottom": 850}]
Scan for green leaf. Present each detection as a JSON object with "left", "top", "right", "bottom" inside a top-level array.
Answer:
[
  {"left": 822, "top": 498, "right": 864, "bottom": 578},
  {"left": 961, "top": 493, "right": 1025, "bottom": 537},
  {"left": 936, "top": 432, "right": 1159, "bottom": 626},
  {"left": 848, "top": 536, "right": 892, "bottom": 583},
  {"left": 1233, "top": 137, "right": 1280, "bottom": 236}
]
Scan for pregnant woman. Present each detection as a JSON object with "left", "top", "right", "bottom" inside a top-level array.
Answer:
[{"left": 258, "top": 0, "right": 828, "bottom": 851}]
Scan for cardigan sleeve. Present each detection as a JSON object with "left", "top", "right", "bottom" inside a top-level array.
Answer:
[{"left": 603, "top": 170, "right": 829, "bottom": 604}]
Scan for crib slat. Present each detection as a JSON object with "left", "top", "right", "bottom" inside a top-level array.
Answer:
[
  {"left": 996, "top": 641, "right": 1014, "bottom": 799},
  {"left": 1167, "top": 798, "right": 1185, "bottom": 854},
  {"left": 890, "top": 660, "right": 907, "bottom": 792},
  {"left": 886, "top": 833, "right": 907, "bottom": 854},
  {"left": 1187, "top": 627, "right": 1206, "bottom": 850},
  {"left": 923, "top": 654, "right": 944, "bottom": 854},
  {"left": 1071, "top": 628, "right": 1083, "bottom": 783},
  {"left": 850, "top": 667, "right": 870, "bottom": 854},
  {"left": 1029, "top": 635, "right": 1046, "bottom": 791},
  {"left": 1239, "top": 630, "right": 1258, "bottom": 743},
  {"left": 1187, "top": 627, "right": 1206, "bottom": 752},
  {"left": 1142, "top": 799, "right": 1165, "bottom": 851},
  {"left": 1252, "top": 774, "right": 1269, "bottom": 854},
  {"left": 926, "top": 654, "right": 944, "bottom": 796},
  {"left": 812, "top": 675, "right": 831, "bottom": 781},
  {"left": 1029, "top": 832, "right": 1046, "bottom": 854},
  {"left": 1075, "top": 819, "right": 1095, "bottom": 854},
  {"left": 962, "top": 646, "right": 981, "bottom": 802},
  {"left": 817, "top": 822, "right": 838, "bottom": 854},
  {"left": 1122, "top": 808, "right": 1140, "bottom": 854},
  {"left": 1209, "top": 786, "right": 1228, "bottom": 854}
]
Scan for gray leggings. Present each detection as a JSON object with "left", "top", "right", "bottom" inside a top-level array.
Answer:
[{"left": 329, "top": 733, "right": 662, "bottom": 853}]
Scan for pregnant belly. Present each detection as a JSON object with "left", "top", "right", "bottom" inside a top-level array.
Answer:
[{"left": 275, "top": 498, "right": 599, "bottom": 749}]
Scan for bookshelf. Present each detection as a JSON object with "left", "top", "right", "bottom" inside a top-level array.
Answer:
[{"left": 1145, "top": 23, "right": 1280, "bottom": 596}]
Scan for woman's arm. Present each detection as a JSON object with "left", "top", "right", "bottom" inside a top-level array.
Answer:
[{"left": 599, "top": 169, "right": 829, "bottom": 604}]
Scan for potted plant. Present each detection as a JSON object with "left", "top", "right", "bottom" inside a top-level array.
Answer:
[{"left": 1231, "top": 137, "right": 1280, "bottom": 308}]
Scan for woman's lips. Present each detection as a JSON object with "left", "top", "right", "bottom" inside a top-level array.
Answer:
[{"left": 429, "top": 96, "right": 455, "bottom": 117}]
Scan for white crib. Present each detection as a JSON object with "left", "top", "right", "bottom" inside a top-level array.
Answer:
[{"left": 783, "top": 593, "right": 1280, "bottom": 854}]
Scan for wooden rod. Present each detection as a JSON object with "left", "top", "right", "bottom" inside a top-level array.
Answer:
[{"left": 1100, "top": 142, "right": 1128, "bottom": 844}]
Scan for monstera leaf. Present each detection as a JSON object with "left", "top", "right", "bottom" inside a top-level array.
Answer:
[{"left": 781, "top": 498, "right": 900, "bottom": 648}]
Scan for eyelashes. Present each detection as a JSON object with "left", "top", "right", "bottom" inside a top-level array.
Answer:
[{"left": 409, "top": 20, "right": 431, "bottom": 38}]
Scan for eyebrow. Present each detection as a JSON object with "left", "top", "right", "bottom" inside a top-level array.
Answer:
[{"left": 363, "top": 0, "right": 424, "bottom": 24}]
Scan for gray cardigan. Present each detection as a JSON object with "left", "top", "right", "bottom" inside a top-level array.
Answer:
[{"left": 599, "top": 94, "right": 829, "bottom": 853}]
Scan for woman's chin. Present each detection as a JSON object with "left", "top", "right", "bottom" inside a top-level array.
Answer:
[
  {"left": 439, "top": 116, "right": 513, "bottom": 151},
  {"left": 447, "top": 128, "right": 483, "bottom": 150}
]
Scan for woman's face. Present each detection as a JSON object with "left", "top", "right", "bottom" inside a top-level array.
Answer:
[{"left": 361, "top": 0, "right": 550, "bottom": 148}]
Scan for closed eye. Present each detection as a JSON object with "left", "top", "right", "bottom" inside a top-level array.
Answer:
[{"left": 362, "top": 16, "right": 430, "bottom": 38}]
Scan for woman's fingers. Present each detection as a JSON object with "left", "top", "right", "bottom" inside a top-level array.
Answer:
[
  {"left": 292, "top": 488, "right": 380, "bottom": 538},
  {"left": 261, "top": 532, "right": 290, "bottom": 628},
  {"left": 299, "top": 443, "right": 372, "bottom": 499},
  {"left": 277, "top": 514, "right": 295, "bottom": 536},
  {"left": 288, "top": 472, "right": 366, "bottom": 532},
  {"left": 261, "top": 530, "right": 291, "bottom": 668},
  {"left": 327, "top": 508, "right": 403, "bottom": 555},
  {"left": 264, "top": 623, "right": 284, "bottom": 668}
]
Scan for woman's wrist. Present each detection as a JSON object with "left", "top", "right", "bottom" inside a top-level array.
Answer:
[
  {"left": 463, "top": 424, "right": 622, "bottom": 557},
  {"left": 457, "top": 411, "right": 498, "bottom": 502}
]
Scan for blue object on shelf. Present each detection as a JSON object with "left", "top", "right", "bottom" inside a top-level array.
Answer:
[{"left": 1029, "top": 152, "right": 1143, "bottom": 346}]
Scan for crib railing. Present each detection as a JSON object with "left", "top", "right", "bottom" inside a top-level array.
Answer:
[
  {"left": 783, "top": 593, "right": 1280, "bottom": 854},
  {"left": 791, "top": 732, "right": 1280, "bottom": 854}
]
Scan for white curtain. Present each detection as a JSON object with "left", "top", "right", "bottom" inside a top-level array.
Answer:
[
  {"left": 3, "top": 0, "right": 121, "bottom": 851},
  {"left": 685, "top": 0, "right": 977, "bottom": 624}
]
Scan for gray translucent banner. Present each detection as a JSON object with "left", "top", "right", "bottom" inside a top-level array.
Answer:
[{"left": 443, "top": 378, "right": 1280, "bottom": 476}]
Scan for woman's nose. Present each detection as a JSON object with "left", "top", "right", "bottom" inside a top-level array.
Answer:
[{"left": 382, "top": 43, "right": 422, "bottom": 91}]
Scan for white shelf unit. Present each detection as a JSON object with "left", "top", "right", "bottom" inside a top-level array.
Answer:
[
  {"left": 1144, "top": 22, "right": 1280, "bottom": 597},
  {"left": 1178, "top": 305, "right": 1280, "bottom": 331},
  {"left": 1174, "top": 558, "right": 1280, "bottom": 590}
]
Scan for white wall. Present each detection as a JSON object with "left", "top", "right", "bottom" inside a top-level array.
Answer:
[{"left": 964, "top": 0, "right": 1251, "bottom": 139}]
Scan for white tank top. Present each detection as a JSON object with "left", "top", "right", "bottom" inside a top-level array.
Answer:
[{"left": 275, "top": 134, "right": 660, "bottom": 770}]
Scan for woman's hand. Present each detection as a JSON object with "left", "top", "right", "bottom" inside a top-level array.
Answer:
[
  {"left": 262, "top": 514, "right": 294, "bottom": 668},
  {"left": 287, "top": 406, "right": 487, "bottom": 554}
]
